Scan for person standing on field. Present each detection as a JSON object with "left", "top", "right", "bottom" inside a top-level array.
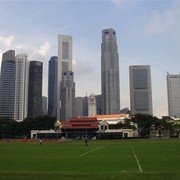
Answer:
[
  {"left": 84, "top": 136, "right": 88, "bottom": 146},
  {"left": 39, "top": 139, "right": 42, "bottom": 146}
]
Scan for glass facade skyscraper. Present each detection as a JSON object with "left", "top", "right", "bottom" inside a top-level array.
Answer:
[
  {"left": 48, "top": 56, "right": 58, "bottom": 117},
  {"left": 0, "top": 50, "right": 16, "bottom": 119},
  {"left": 28, "top": 61, "right": 43, "bottom": 118}
]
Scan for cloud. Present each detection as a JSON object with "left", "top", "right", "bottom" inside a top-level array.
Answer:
[
  {"left": 111, "top": 0, "right": 124, "bottom": 7},
  {"left": 36, "top": 41, "right": 50, "bottom": 56},
  {"left": 0, "top": 37, "right": 51, "bottom": 97},
  {"left": 111, "top": 0, "right": 136, "bottom": 8},
  {"left": 144, "top": 1, "right": 180, "bottom": 35},
  {"left": 0, "top": 49, "right": 3, "bottom": 61},
  {"left": 15, "top": 45, "right": 23, "bottom": 49},
  {"left": 0, "top": 35, "right": 14, "bottom": 47},
  {"left": 73, "top": 59, "right": 93, "bottom": 77}
]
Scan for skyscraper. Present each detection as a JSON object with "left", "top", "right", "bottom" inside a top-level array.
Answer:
[
  {"left": 48, "top": 56, "right": 58, "bottom": 117},
  {"left": 0, "top": 50, "right": 16, "bottom": 119},
  {"left": 101, "top": 28, "right": 120, "bottom": 114},
  {"left": 83, "top": 96, "right": 88, "bottom": 116},
  {"left": 14, "top": 54, "right": 29, "bottom": 122},
  {"left": 129, "top": 65, "right": 153, "bottom": 115},
  {"left": 42, "top": 96, "right": 47, "bottom": 115},
  {"left": 167, "top": 72, "right": 180, "bottom": 118},
  {"left": 88, "top": 94, "right": 97, "bottom": 116},
  {"left": 75, "top": 97, "right": 83, "bottom": 117},
  {"left": 28, "top": 61, "right": 43, "bottom": 118},
  {"left": 95, "top": 95, "right": 102, "bottom": 115},
  {"left": 57, "top": 35, "right": 75, "bottom": 120}
]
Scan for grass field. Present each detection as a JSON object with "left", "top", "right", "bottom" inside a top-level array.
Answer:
[{"left": 0, "top": 139, "right": 180, "bottom": 179}]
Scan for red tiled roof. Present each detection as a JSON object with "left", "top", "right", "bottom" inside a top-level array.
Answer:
[
  {"left": 60, "top": 117, "right": 99, "bottom": 130},
  {"left": 61, "top": 126, "right": 98, "bottom": 130}
]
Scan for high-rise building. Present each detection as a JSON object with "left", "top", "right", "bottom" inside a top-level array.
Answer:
[
  {"left": 95, "top": 95, "right": 102, "bottom": 115},
  {"left": 48, "top": 56, "right": 58, "bottom": 117},
  {"left": 167, "top": 72, "right": 180, "bottom": 118},
  {"left": 75, "top": 97, "right": 83, "bottom": 117},
  {"left": 0, "top": 50, "right": 16, "bottom": 119},
  {"left": 129, "top": 65, "right": 153, "bottom": 115},
  {"left": 42, "top": 96, "right": 47, "bottom": 115},
  {"left": 101, "top": 28, "right": 120, "bottom": 114},
  {"left": 58, "top": 35, "right": 75, "bottom": 120},
  {"left": 88, "top": 94, "right": 97, "bottom": 116},
  {"left": 14, "top": 54, "right": 29, "bottom": 122},
  {"left": 28, "top": 61, "right": 43, "bottom": 118},
  {"left": 83, "top": 96, "right": 88, "bottom": 116}
]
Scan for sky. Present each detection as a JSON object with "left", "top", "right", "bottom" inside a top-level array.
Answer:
[{"left": 0, "top": 0, "right": 180, "bottom": 117}]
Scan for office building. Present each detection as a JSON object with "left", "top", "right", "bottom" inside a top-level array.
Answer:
[
  {"left": 48, "top": 56, "right": 58, "bottom": 117},
  {"left": 75, "top": 97, "right": 83, "bottom": 117},
  {"left": 14, "top": 54, "right": 29, "bottom": 121},
  {"left": 88, "top": 94, "right": 97, "bottom": 116},
  {"left": 28, "top": 61, "right": 43, "bottom": 118},
  {"left": 83, "top": 96, "right": 88, "bottom": 116},
  {"left": 95, "top": 95, "right": 102, "bottom": 115},
  {"left": 0, "top": 50, "right": 16, "bottom": 119},
  {"left": 58, "top": 35, "right": 75, "bottom": 120},
  {"left": 101, "top": 28, "right": 120, "bottom": 114},
  {"left": 42, "top": 96, "right": 47, "bottom": 115},
  {"left": 167, "top": 72, "right": 180, "bottom": 118},
  {"left": 129, "top": 65, "right": 153, "bottom": 115}
]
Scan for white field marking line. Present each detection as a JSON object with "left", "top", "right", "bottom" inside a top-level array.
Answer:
[
  {"left": 79, "top": 144, "right": 109, "bottom": 157},
  {"left": 130, "top": 143, "right": 143, "bottom": 172}
]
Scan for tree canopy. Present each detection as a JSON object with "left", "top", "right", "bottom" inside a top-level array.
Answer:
[
  {"left": 132, "top": 114, "right": 173, "bottom": 137},
  {"left": 0, "top": 116, "right": 56, "bottom": 138}
]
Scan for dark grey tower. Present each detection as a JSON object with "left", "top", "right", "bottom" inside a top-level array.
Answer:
[
  {"left": 129, "top": 65, "right": 153, "bottom": 115},
  {"left": 101, "top": 28, "right": 120, "bottom": 114},
  {"left": 28, "top": 61, "right": 43, "bottom": 118},
  {"left": 48, "top": 56, "right": 58, "bottom": 117},
  {"left": 95, "top": 95, "right": 102, "bottom": 115},
  {"left": 0, "top": 50, "right": 16, "bottom": 119},
  {"left": 42, "top": 96, "right": 47, "bottom": 115}
]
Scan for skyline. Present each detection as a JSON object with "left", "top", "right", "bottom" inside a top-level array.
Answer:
[{"left": 0, "top": 0, "right": 180, "bottom": 117}]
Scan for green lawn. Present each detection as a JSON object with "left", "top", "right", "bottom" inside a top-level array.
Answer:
[{"left": 0, "top": 139, "right": 180, "bottom": 179}]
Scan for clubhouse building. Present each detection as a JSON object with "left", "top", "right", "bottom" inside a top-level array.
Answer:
[{"left": 31, "top": 114, "right": 138, "bottom": 139}]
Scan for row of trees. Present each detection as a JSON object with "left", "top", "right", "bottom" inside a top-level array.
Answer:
[
  {"left": 0, "top": 114, "right": 179, "bottom": 138},
  {"left": 132, "top": 114, "right": 180, "bottom": 137},
  {"left": 0, "top": 116, "right": 56, "bottom": 138},
  {"left": 107, "top": 114, "right": 179, "bottom": 137}
]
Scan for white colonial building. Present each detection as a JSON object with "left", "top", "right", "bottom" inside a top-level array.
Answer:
[{"left": 94, "top": 114, "right": 138, "bottom": 138}]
